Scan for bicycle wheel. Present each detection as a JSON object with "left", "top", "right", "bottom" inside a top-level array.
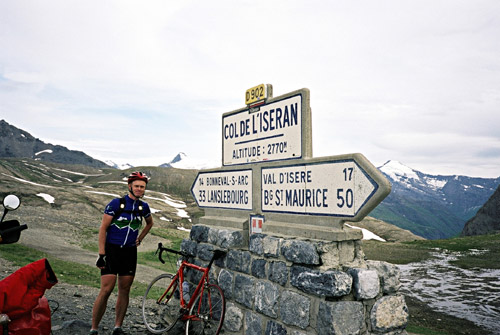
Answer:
[
  {"left": 185, "top": 284, "right": 226, "bottom": 335},
  {"left": 142, "top": 273, "right": 181, "bottom": 334}
]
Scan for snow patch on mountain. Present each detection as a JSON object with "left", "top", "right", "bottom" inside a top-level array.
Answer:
[
  {"left": 161, "top": 152, "right": 219, "bottom": 170},
  {"left": 380, "top": 160, "right": 419, "bottom": 181},
  {"left": 423, "top": 176, "right": 448, "bottom": 190},
  {"left": 35, "top": 149, "right": 53, "bottom": 156},
  {"left": 105, "top": 160, "right": 134, "bottom": 170}
]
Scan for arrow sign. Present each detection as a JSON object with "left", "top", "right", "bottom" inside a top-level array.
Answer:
[
  {"left": 260, "top": 154, "right": 390, "bottom": 220},
  {"left": 191, "top": 169, "right": 253, "bottom": 210}
]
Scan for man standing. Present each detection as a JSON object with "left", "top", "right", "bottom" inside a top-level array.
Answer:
[{"left": 90, "top": 172, "right": 154, "bottom": 335}]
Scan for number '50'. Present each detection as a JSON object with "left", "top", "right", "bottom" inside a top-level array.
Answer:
[{"left": 337, "top": 188, "right": 353, "bottom": 208}]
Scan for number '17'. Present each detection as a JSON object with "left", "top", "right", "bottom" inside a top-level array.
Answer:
[{"left": 343, "top": 167, "right": 353, "bottom": 181}]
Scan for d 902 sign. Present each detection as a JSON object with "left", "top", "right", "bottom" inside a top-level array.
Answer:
[{"left": 245, "top": 84, "right": 267, "bottom": 105}]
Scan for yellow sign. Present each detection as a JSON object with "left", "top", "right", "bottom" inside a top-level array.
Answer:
[{"left": 245, "top": 84, "right": 267, "bottom": 105}]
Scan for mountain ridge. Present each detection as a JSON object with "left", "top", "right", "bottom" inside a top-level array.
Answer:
[
  {"left": 461, "top": 184, "right": 500, "bottom": 236},
  {"left": 375, "top": 160, "right": 500, "bottom": 239},
  {"left": 0, "top": 120, "right": 109, "bottom": 168},
  {"left": 2, "top": 119, "right": 499, "bottom": 240}
]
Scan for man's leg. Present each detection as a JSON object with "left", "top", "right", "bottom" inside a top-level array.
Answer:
[
  {"left": 91, "top": 274, "right": 117, "bottom": 330},
  {"left": 114, "top": 275, "right": 134, "bottom": 328}
]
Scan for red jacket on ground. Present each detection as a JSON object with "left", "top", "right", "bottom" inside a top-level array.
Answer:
[{"left": 0, "top": 258, "right": 58, "bottom": 335}]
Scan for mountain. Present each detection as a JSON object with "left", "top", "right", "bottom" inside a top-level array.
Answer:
[
  {"left": 105, "top": 160, "right": 134, "bottom": 170},
  {"left": 371, "top": 161, "right": 500, "bottom": 239},
  {"left": 0, "top": 157, "right": 421, "bottom": 245},
  {"left": 160, "top": 152, "right": 219, "bottom": 170},
  {"left": 0, "top": 120, "right": 109, "bottom": 168},
  {"left": 4, "top": 120, "right": 499, "bottom": 240},
  {"left": 460, "top": 184, "right": 500, "bottom": 236}
]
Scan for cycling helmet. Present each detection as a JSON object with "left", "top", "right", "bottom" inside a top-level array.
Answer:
[{"left": 127, "top": 171, "right": 149, "bottom": 184}]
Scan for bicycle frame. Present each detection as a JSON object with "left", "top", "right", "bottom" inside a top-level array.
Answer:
[
  {"left": 158, "top": 259, "right": 212, "bottom": 321},
  {"left": 143, "top": 244, "right": 226, "bottom": 334}
]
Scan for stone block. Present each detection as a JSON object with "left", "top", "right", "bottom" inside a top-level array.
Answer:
[
  {"left": 254, "top": 281, "right": 280, "bottom": 318},
  {"left": 281, "top": 240, "right": 320, "bottom": 265},
  {"left": 197, "top": 243, "right": 214, "bottom": 261},
  {"left": 265, "top": 320, "right": 287, "bottom": 335},
  {"left": 349, "top": 268, "right": 380, "bottom": 300},
  {"left": 338, "top": 240, "right": 355, "bottom": 264},
  {"left": 317, "top": 242, "right": 340, "bottom": 270},
  {"left": 218, "top": 269, "right": 234, "bottom": 300},
  {"left": 366, "top": 260, "right": 401, "bottom": 294},
  {"left": 290, "top": 266, "right": 352, "bottom": 297},
  {"left": 263, "top": 236, "right": 281, "bottom": 258},
  {"left": 269, "top": 261, "right": 288, "bottom": 286},
  {"left": 245, "top": 311, "right": 263, "bottom": 335},
  {"left": 218, "top": 229, "right": 244, "bottom": 248},
  {"left": 180, "top": 238, "right": 197, "bottom": 256},
  {"left": 190, "top": 225, "right": 209, "bottom": 243},
  {"left": 249, "top": 233, "right": 265, "bottom": 255},
  {"left": 208, "top": 226, "right": 219, "bottom": 244},
  {"left": 370, "top": 295, "right": 409, "bottom": 333},
  {"left": 318, "top": 301, "right": 365, "bottom": 335},
  {"left": 280, "top": 290, "right": 310, "bottom": 329},
  {"left": 224, "top": 302, "right": 243, "bottom": 332},
  {"left": 227, "top": 249, "right": 251, "bottom": 274},
  {"left": 251, "top": 258, "right": 267, "bottom": 279},
  {"left": 234, "top": 274, "right": 255, "bottom": 308}
]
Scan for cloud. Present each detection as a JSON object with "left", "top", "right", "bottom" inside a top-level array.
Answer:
[{"left": 1, "top": 0, "right": 499, "bottom": 178}]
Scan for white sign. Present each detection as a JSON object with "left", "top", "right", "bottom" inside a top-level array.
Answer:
[
  {"left": 261, "top": 159, "right": 378, "bottom": 217},
  {"left": 223, "top": 94, "right": 303, "bottom": 166},
  {"left": 250, "top": 215, "right": 264, "bottom": 235},
  {"left": 191, "top": 169, "right": 253, "bottom": 210}
]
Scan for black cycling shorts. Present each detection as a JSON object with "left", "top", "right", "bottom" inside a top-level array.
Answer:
[{"left": 101, "top": 243, "right": 137, "bottom": 276}]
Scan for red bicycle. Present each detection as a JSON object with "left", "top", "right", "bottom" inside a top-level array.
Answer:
[{"left": 142, "top": 243, "right": 226, "bottom": 335}]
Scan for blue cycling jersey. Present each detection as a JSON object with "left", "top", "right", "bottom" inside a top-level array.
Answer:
[{"left": 104, "top": 195, "right": 151, "bottom": 247}]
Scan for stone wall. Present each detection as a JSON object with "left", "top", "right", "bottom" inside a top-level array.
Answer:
[{"left": 181, "top": 224, "right": 409, "bottom": 335}]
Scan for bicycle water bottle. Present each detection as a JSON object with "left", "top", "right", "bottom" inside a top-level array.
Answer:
[{"left": 182, "top": 281, "right": 190, "bottom": 302}]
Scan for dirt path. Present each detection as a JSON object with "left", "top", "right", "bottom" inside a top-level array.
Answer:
[{"left": 19, "top": 223, "right": 166, "bottom": 285}]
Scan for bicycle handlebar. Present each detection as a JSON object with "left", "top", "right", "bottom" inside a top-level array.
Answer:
[
  {"left": 156, "top": 242, "right": 189, "bottom": 264},
  {"left": 155, "top": 242, "right": 226, "bottom": 266}
]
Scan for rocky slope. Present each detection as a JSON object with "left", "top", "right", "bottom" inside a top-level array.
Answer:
[
  {"left": 0, "top": 120, "right": 108, "bottom": 168},
  {"left": 374, "top": 160, "right": 500, "bottom": 239},
  {"left": 461, "top": 184, "right": 500, "bottom": 236}
]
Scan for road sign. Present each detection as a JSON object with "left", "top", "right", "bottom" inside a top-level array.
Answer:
[
  {"left": 191, "top": 169, "right": 253, "bottom": 210},
  {"left": 261, "top": 154, "right": 390, "bottom": 220},
  {"left": 245, "top": 84, "right": 271, "bottom": 105},
  {"left": 223, "top": 90, "right": 311, "bottom": 166}
]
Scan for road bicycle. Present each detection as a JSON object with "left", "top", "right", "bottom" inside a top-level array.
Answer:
[{"left": 142, "top": 243, "right": 226, "bottom": 335}]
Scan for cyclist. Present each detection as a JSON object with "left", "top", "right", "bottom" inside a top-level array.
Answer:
[{"left": 90, "top": 172, "right": 154, "bottom": 335}]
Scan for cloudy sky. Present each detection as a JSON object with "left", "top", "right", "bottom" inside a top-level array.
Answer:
[{"left": 1, "top": 0, "right": 499, "bottom": 178}]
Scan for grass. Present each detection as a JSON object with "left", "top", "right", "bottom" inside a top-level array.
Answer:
[
  {"left": 0, "top": 243, "right": 150, "bottom": 298},
  {"left": 363, "top": 233, "right": 500, "bottom": 269},
  {"left": 1, "top": 243, "right": 101, "bottom": 288},
  {"left": 406, "top": 325, "right": 451, "bottom": 335},
  {"left": 362, "top": 240, "right": 432, "bottom": 264},
  {"left": 406, "top": 233, "right": 500, "bottom": 269}
]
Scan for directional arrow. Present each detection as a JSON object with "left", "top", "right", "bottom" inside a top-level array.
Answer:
[
  {"left": 191, "top": 169, "right": 253, "bottom": 210},
  {"left": 260, "top": 153, "right": 391, "bottom": 221}
]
